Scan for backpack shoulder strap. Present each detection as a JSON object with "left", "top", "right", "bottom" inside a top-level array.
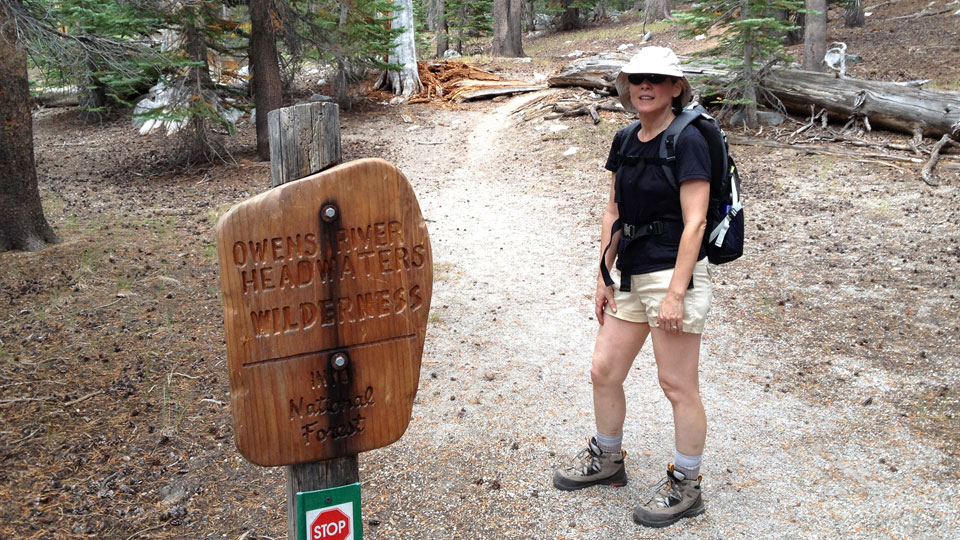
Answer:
[
  {"left": 616, "top": 120, "right": 643, "bottom": 159},
  {"left": 613, "top": 120, "right": 643, "bottom": 203},
  {"left": 658, "top": 109, "right": 700, "bottom": 191}
]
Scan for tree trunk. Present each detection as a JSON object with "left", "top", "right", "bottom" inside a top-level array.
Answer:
[
  {"left": 79, "top": 59, "right": 108, "bottom": 114},
  {"left": 845, "top": 0, "right": 865, "bottom": 28},
  {"left": 643, "top": 0, "right": 672, "bottom": 21},
  {"left": 773, "top": 9, "right": 803, "bottom": 46},
  {"left": 492, "top": 0, "right": 524, "bottom": 57},
  {"left": 250, "top": 0, "right": 284, "bottom": 161},
  {"left": 435, "top": 0, "right": 448, "bottom": 57},
  {"left": 593, "top": 0, "right": 607, "bottom": 21},
  {"left": 634, "top": 0, "right": 642, "bottom": 12},
  {"left": 802, "top": 0, "right": 827, "bottom": 72},
  {"left": 180, "top": 14, "right": 223, "bottom": 164},
  {"left": 524, "top": 1, "right": 535, "bottom": 31},
  {"left": 454, "top": 5, "right": 465, "bottom": 53},
  {"left": 0, "top": 2, "right": 58, "bottom": 253},
  {"left": 741, "top": 0, "right": 758, "bottom": 128},
  {"left": 335, "top": 1, "right": 351, "bottom": 106},
  {"left": 425, "top": 0, "right": 438, "bottom": 31},
  {"left": 375, "top": 0, "right": 422, "bottom": 97},
  {"left": 557, "top": 0, "right": 580, "bottom": 30}
]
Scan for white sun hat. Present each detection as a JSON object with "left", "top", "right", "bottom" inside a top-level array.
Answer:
[{"left": 614, "top": 46, "right": 693, "bottom": 113}]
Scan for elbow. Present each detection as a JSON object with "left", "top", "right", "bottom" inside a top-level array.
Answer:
[
  {"left": 602, "top": 206, "right": 619, "bottom": 225},
  {"left": 687, "top": 217, "right": 707, "bottom": 238}
]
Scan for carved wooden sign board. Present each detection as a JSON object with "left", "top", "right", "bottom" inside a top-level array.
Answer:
[{"left": 216, "top": 158, "right": 432, "bottom": 466}]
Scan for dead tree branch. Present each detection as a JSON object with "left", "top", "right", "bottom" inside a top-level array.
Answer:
[{"left": 921, "top": 135, "right": 960, "bottom": 186}]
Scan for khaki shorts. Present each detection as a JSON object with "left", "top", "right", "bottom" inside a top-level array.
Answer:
[{"left": 604, "top": 259, "right": 713, "bottom": 334}]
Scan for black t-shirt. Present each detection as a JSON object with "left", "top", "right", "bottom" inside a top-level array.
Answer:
[{"left": 604, "top": 123, "right": 711, "bottom": 275}]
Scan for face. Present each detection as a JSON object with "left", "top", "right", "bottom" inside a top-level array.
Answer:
[{"left": 628, "top": 74, "right": 683, "bottom": 115}]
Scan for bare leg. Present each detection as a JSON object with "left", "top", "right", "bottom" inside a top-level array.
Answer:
[
  {"left": 592, "top": 316, "right": 650, "bottom": 437},
  {"left": 649, "top": 328, "right": 706, "bottom": 456}
]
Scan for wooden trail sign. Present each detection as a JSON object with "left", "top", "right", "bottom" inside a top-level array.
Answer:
[{"left": 216, "top": 158, "right": 432, "bottom": 466}]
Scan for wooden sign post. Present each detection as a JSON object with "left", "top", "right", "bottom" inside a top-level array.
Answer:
[{"left": 216, "top": 103, "right": 432, "bottom": 538}]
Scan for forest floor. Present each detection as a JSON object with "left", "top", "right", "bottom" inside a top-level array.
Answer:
[{"left": 2, "top": 3, "right": 960, "bottom": 540}]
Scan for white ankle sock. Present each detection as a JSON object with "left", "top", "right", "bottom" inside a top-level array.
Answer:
[
  {"left": 674, "top": 449, "right": 701, "bottom": 479},
  {"left": 595, "top": 432, "right": 623, "bottom": 454}
]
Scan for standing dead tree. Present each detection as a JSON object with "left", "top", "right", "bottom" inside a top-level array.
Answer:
[{"left": 375, "top": 0, "right": 422, "bottom": 97}]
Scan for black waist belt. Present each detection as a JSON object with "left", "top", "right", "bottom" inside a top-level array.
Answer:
[
  {"left": 622, "top": 220, "right": 683, "bottom": 240},
  {"left": 600, "top": 219, "right": 686, "bottom": 292}
]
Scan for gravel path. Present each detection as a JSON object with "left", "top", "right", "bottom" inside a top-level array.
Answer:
[{"left": 339, "top": 95, "right": 959, "bottom": 539}]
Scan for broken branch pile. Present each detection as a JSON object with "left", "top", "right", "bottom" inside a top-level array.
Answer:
[
  {"left": 410, "top": 61, "right": 545, "bottom": 103},
  {"left": 512, "top": 90, "right": 623, "bottom": 124}
]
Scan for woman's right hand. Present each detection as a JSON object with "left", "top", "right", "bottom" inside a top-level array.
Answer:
[{"left": 595, "top": 278, "right": 617, "bottom": 325}]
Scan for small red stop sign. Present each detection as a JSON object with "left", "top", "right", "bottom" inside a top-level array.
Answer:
[{"left": 310, "top": 507, "right": 350, "bottom": 540}]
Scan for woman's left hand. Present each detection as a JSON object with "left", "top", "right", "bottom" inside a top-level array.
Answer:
[{"left": 658, "top": 292, "right": 684, "bottom": 334}]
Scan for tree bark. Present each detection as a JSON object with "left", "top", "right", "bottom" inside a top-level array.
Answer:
[
  {"left": 524, "top": 1, "right": 535, "bottom": 31},
  {"left": 557, "top": 0, "right": 581, "bottom": 31},
  {"left": 179, "top": 13, "right": 225, "bottom": 164},
  {"left": 845, "top": 0, "right": 865, "bottom": 28},
  {"left": 435, "top": 0, "right": 448, "bottom": 57},
  {"left": 0, "top": 2, "right": 59, "bottom": 253},
  {"left": 741, "top": 0, "right": 758, "bottom": 128},
  {"left": 249, "top": 0, "right": 284, "bottom": 161},
  {"left": 425, "top": 0, "right": 438, "bottom": 31},
  {"left": 643, "top": 0, "right": 672, "bottom": 22},
  {"left": 803, "top": 0, "right": 827, "bottom": 72},
  {"left": 593, "top": 0, "right": 607, "bottom": 21},
  {"left": 764, "top": 70, "right": 960, "bottom": 138},
  {"left": 454, "top": 5, "right": 465, "bottom": 53},
  {"left": 492, "top": 0, "right": 524, "bottom": 57}
]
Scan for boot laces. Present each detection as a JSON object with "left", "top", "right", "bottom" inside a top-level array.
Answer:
[
  {"left": 644, "top": 472, "right": 683, "bottom": 508},
  {"left": 568, "top": 439, "right": 603, "bottom": 476}
]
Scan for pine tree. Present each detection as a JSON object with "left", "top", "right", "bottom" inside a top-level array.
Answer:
[
  {"left": 23, "top": 0, "right": 165, "bottom": 114},
  {"left": 445, "top": 0, "right": 492, "bottom": 53},
  {"left": 284, "top": 0, "right": 404, "bottom": 103},
  {"left": 675, "top": 0, "right": 802, "bottom": 127}
]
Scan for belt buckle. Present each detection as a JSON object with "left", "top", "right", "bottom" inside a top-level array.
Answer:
[{"left": 623, "top": 224, "right": 635, "bottom": 238}]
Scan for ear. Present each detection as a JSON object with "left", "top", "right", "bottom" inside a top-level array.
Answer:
[{"left": 672, "top": 79, "right": 684, "bottom": 99}]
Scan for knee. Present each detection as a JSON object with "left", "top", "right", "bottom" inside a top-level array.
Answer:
[
  {"left": 590, "top": 352, "right": 625, "bottom": 388},
  {"left": 658, "top": 374, "right": 700, "bottom": 405}
]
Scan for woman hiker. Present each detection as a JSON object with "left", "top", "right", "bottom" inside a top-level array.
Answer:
[{"left": 552, "top": 46, "right": 713, "bottom": 528}]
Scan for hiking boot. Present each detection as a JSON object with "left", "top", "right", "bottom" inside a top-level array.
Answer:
[
  {"left": 552, "top": 437, "right": 628, "bottom": 491},
  {"left": 632, "top": 464, "right": 705, "bottom": 528}
]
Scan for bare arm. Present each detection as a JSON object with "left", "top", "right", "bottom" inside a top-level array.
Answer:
[{"left": 658, "top": 178, "right": 709, "bottom": 333}]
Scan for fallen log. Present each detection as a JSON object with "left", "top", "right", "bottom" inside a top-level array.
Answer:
[
  {"left": 549, "top": 54, "right": 726, "bottom": 92},
  {"left": 764, "top": 70, "right": 960, "bottom": 138},
  {"left": 549, "top": 55, "right": 960, "bottom": 138},
  {"left": 451, "top": 83, "right": 546, "bottom": 102}
]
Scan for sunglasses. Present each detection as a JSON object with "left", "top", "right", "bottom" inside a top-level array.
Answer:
[{"left": 627, "top": 73, "right": 670, "bottom": 85}]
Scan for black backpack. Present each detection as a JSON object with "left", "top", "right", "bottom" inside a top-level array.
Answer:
[{"left": 600, "top": 104, "right": 744, "bottom": 290}]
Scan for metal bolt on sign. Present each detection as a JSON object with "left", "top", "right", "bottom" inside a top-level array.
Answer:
[
  {"left": 330, "top": 353, "right": 349, "bottom": 370},
  {"left": 321, "top": 204, "right": 339, "bottom": 222}
]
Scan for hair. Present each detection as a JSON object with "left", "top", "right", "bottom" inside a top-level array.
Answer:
[{"left": 670, "top": 77, "right": 684, "bottom": 113}]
